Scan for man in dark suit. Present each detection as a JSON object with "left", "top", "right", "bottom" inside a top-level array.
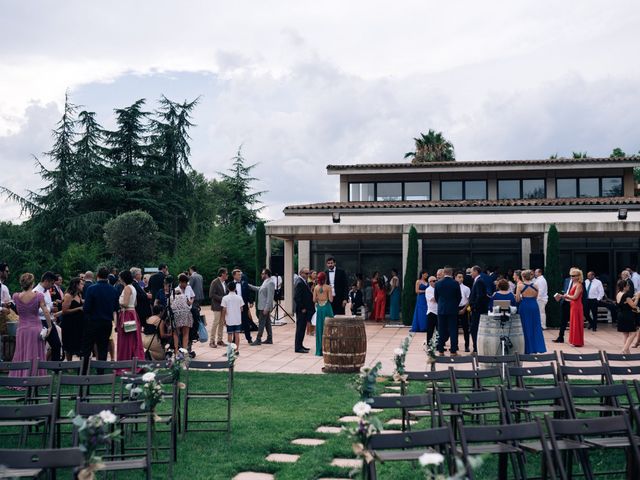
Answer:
[
  {"left": 148, "top": 264, "right": 168, "bottom": 302},
  {"left": 231, "top": 268, "right": 257, "bottom": 344},
  {"left": 553, "top": 276, "right": 572, "bottom": 343},
  {"left": 434, "top": 267, "right": 462, "bottom": 355},
  {"left": 293, "top": 268, "right": 314, "bottom": 353},
  {"left": 469, "top": 265, "right": 489, "bottom": 353},
  {"left": 325, "top": 257, "right": 348, "bottom": 315}
]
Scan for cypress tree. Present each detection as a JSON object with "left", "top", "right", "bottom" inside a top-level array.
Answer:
[
  {"left": 401, "top": 226, "right": 419, "bottom": 325},
  {"left": 545, "top": 224, "right": 562, "bottom": 327},
  {"left": 255, "top": 221, "right": 266, "bottom": 283}
]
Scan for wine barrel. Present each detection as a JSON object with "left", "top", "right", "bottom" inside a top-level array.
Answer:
[
  {"left": 322, "top": 315, "right": 367, "bottom": 373},
  {"left": 477, "top": 314, "right": 525, "bottom": 361}
]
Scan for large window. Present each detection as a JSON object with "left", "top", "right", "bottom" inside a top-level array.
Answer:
[
  {"left": 556, "top": 177, "right": 623, "bottom": 198},
  {"left": 348, "top": 181, "right": 431, "bottom": 201},
  {"left": 441, "top": 180, "right": 487, "bottom": 200},
  {"left": 498, "top": 179, "right": 546, "bottom": 200}
]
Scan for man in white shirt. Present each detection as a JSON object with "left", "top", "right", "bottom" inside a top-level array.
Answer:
[
  {"left": 424, "top": 276, "right": 438, "bottom": 345},
  {"left": 33, "top": 271, "right": 62, "bottom": 361},
  {"left": 0, "top": 263, "right": 11, "bottom": 316},
  {"left": 220, "top": 281, "right": 245, "bottom": 354},
  {"left": 628, "top": 268, "right": 640, "bottom": 293},
  {"left": 455, "top": 271, "right": 471, "bottom": 352},
  {"left": 534, "top": 269, "right": 548, "bottom": 329},
  {"left": 584, "top": 271, "right": 605, "bottom": 332}
]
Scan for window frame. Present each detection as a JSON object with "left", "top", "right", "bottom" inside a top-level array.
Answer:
[
  {"left": 348, "top": 181, "right": 432, "bottom": 201},
  {"left": 555, "top": 176, "right": 623, "bottom": 199},
  {"left": 497, "top": 178, "right": 547, "bottom": 200},
  {"left": 440, "top": 180, "right": 488, "bottom": 200},
  {"left": 403, "top": 181, "right": 431, "bottom": 201}
]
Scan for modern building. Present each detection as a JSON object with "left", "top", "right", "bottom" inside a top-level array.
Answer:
[{"left": 267, "top": 157, "right": 640, "bottom": 313}]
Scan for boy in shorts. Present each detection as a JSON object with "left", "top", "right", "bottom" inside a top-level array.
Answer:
[{"left": 220, "top": 281, "right": 245, "bottom": 354}]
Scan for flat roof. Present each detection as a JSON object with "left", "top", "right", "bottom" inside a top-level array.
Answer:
[{"left": 327, "top": 157, "right": 640, "bottom": 174}]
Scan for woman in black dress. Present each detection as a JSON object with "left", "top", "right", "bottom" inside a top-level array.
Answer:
[
  {"left": 61, "top": 277, "right": 84, "bottom": 360},
  {"left": 616, "top": 279, "right": 638, "bottom": 354}
]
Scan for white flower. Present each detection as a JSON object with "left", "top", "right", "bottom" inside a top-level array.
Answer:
[
  {"left": 178, "top": 348, "right": 189, "bottom": 354},
  {"left": 419, "top": 452, "right": 444, "bottom": 466},
  {"left": 393, "top": 348, "right": 404, "bottom": 357},
  {"left": 228, "top": 343, "right": 237, "bottom": 351},
  {"left": 141, "top": 372, "right": 156, "bottom": 382},
  {"left": 352, "top": 401, "right": 372, "bottom": 418},
  {"left": 98, "top": 410, "right": 116, "bottom": 424}
]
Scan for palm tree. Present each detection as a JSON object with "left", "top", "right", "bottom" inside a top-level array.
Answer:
[
  {"left": 572, "top": 151, "right": 588, "bottom": 159},
  {"left": 404, "top": 129, "right": 455, "bottom": 163}
]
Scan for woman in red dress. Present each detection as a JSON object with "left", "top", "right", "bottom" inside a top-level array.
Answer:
[
  {"left": 564, "top": 268, "right": 584, "bottom": 347},
  {"left": 371, "top": 273, "right": 387, "bottom": 322}
]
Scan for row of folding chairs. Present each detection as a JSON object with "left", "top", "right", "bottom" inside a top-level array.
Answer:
[
  {"left": 366, "top": 413, "right": 640, "bottom": 480},
  {"left": 0, "top": 400, "right": 153, "bottom": 479}
]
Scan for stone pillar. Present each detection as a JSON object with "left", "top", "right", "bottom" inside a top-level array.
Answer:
[
  {"left": 417, "top": 239, "right": 423, "bottom": 272},
  {"left": 265, "top": 234, "right": 271, "bottom": 269},
  {"left": 521, "top": 238, "right": 531, "bottom": 269},
  {"left": 283, "top": 238, "right": 295, "bottom": 315},
  {"left": 543, "top": 229, "right": 549, "bottom": 258},
  {"left": 298, "top": 240, "right": 311, "bottom": 272}
]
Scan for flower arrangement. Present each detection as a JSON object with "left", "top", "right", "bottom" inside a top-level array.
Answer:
[
  {"left": 426, "top": 331, "right": 439, "bottom": 364},
  {"left": 342, "top": 401, "right": 383, "bottom": 478},
  {"left": 227, "top": 342, "right": 237, "bottom": 366},
  {"left": 125, "top": 370, "right": 164, "bottom": 417},
  {"left": 419, "top": 451, "right": 484, "bottom": 479},
  {"left": 167, "top": 347, "right": 190, "bottom": 388},
  {"left": 353, "top": 362, "right": 382, "bottom": 402},
  {"left": 393, "top": 333, "right": 412, "bottom": 381},
  {"left": 69, "top": 409, "right": 120, "bottom": 479}
]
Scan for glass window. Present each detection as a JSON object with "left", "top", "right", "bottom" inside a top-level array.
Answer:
[
  {"left": 349, "top": 183, "right": 374, "bottom": 201},
  {"left": 441, "top": 181, "right": 463, "bottom": 200},
  {"left": 404, "top": 181, "right": 430, "bottom": 201},
  {"left": 578, "top": 178, "right": 599, "bottom": 198},
  {"left": 465, "top": 180, "right": 487, "bottom": 200},
  {"left": 498, "top": 180, "right": 520, "bottom": 200},
  {"left": 556, "top": 178, "right": 577, "bottom": 198},
  {"left": 376, "top": 182, "right": 402, "bottom": 201},
  {"left": 602, "top": 177, "right": 623, "bottom": 197},
  {"left": 522, "top": 179, "right": 545, "bottom": 199}
]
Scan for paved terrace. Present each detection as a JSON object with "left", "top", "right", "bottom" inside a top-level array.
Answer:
[{"left": 192, "top": 311, "right": 631, "bottom": 375}]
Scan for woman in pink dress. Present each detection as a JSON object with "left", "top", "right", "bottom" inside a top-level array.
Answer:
[
  {"left": 116, "top": 270, "right": 144, "bottom": 362},
  {"left": 10, "top": 273, "right": 53, "bottom": 377},
  {"left": 564, "top": 268, "right": 585, "bottom": 347}
]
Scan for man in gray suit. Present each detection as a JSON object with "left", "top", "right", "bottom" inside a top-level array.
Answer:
[
  {"left": 247, "top": 268, "right": 276, "bottom": 346},
  {"left": 208, "top": 267, "right": 228, "bottom": 348},
  {"left": 188, "top": 265, "right": 205, "bottom": 306}
]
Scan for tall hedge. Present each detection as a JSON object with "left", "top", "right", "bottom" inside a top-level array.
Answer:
[
  {"left": 545, "top": 224, "right": 562, "bottom": 327},
  {"left": 402, "top": 226, "right": 419, "bottom": 325},
  {"left": 255, "top": 221, "right": 266, "bottom": 284}
]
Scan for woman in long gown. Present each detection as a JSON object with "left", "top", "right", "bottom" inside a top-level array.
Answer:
[
  {"left": 563, "top": 268, "right": 584, "bottom": 347},
  {"left": 616, "top": 279, "right": 638, "bottom": 354},
  {"left": 313, "top": 272, "right": 334, "bottom": 356},
  {"left": 116, "top": 270, "right": 145, "bottom": 362},
  {"left": 372, "top": 275, "right": 387, "bottom": 322},
  {"left": 9, "top": 273, "right": 53, "bottom": 378},
  {"left": 516, "top": 270, "right": 546, "bottom": 354},
  {"left": 388, "top": 269, "right": 401, "bottom": 321},
  {"left": 411, "top": 271, "right": 428, "bottom": 332},
  {"left": 61, "top": 277, "right": 84, "bottom": 360}
]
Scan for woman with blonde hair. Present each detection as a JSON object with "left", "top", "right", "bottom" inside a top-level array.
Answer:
[{"left": 563, "top": 267, "right": 584, "bottom": 347}]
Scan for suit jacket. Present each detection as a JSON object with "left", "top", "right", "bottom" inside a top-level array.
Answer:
[
  {"left": 148, "top": 272, "right": 165, "bottom": 301},
  {"left": 325, "top": 268, "right": 349, "bottom": 303},
  {"left": 209, "top": 277, "right": 226, "bottom": 311},
  {"left": 470, "top": 277, "right": 489, "bottom": 314},
  {"left": 481, "top": 272, "right": 496, "bottom": 296},
  {"left": 132, "top": 281, "right": 152, "bottom": 325},
  {"left": 188, "top": 272, "right": 205, "bottom": 302},
  {"left": 434, "top": 276, "right": 462, "bottom": 316},
  {"left": 247, "top": 280, "right": 275, "bottom": 311},
  {"left": 294, "top": 277, "right": 315, "bottom": 313}
]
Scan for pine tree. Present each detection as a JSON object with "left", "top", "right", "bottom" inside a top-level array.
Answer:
[
  {"left": 401, "top": 226, "right": 419, "bottom": 325},
  {"left": 545, "top": 224, "right": 562, "bottom": 328}
]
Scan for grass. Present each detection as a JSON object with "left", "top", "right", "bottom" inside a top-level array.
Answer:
[{"left": 2, "top": 371, "right": 634, "bottom": 479}]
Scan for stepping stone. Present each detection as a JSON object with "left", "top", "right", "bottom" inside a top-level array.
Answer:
[
  {"left": 316, "top": 426, "right": 342, "bottom": 434},
  {"left": 265, "top": 453, "right": 299, "bottom": 463},
  {"left": 291, "top": 438, "right": 326, "bottom": 446},
  {"left": 385, "top": 419, "right": 417, "bottom": 426},
  {"left": 380, "top": 393, "right": 400, "bottom": 397},
  {"left": 338, "top": 416, "right": 361, "bottom": 422},
  {"left": 233, "top": 473, "right": 275, "bottom": 480},
  {"left": 385, "top": 386, "right": 402, "bottom": 391},
  {"left": 331, "top": 458, "right": 362, "bottom": 469},
  {"left": 370, "top": 408, "right": 383, "bottom": 413}
]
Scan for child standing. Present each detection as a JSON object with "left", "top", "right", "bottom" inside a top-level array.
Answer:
[{"left": 220, "top": 282, "right": 245, "bottom": 354}]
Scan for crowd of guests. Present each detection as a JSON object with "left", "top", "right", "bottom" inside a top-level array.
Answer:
[{"left": 408, "top": 264, "right": 640, "bottom": 356}]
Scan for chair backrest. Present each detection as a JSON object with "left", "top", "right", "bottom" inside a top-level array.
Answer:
[
  {"left": 452, "top": 368, "right": 503, "bottom": 391},
  {"left": 507, "top": 365, "right": 557, "bottom": 388},
  {"left": 516, "top": 352, "right": 559, "bottom": 365},
  {"left": 57, "top": 374, "right": 116, "bottom": 403},
  {"left": 602, "top": 352, "right": 640, "bottom": 363},
  {"left": 0, "top": 402, "right": 56, "bottom": 420},
  {"left": 546, "top": 412, "right": 633, "bottom": 436},
  {"left": 558, "top": 365, "right": 611, "bottom": 384},
  {"left": 368, "top": 425, "right": 455, "bottom": 450},
  {"left": 0, "top": 360, "right": 33, "bottom": 374},
  {"left": 369, "top": 394, "right": 432, "bottom": 410},
  {"left": 564, "top": 382, "right": 634, "bottom": 418},
  {"left": 459, "top": 419, "right": 543, "bottom": 442},
  {"left": 77, "top": 400, "right": 147, "bottom": 417},
  {"left": 188, "top": 360, "right": 231, "bottom": 370},
  {"left": 90, "top": 359, "right": 136, "bottom": 373},
  {"left": 608, "top": 365, "right": 640, "bottom": 379},
  {"left": 405, "top": 369, "right": 455, "bottom": 392},
  {"left": 0, "top": 447, "right": 84, "bottom": 470},
  {"left": 136, "top": 360, "right": 170, "bottom": 370},
  {"left": 503, "top": 385, "right": 567, "bottom": 403},
  {"left": 0, "top": 375, "right": 54, "bottom": 402},
  {"left": 475, "top": 355, "right": 518, "bottom": 367},
  {"left": 432, "top": 355, "right": 476, "bottom": 370},
  {"left": 560, "top": 351, "right": 603, "bottom": 365},
  {"left": 37, "top": 360, "right": 82, "bottom": 374},
  {"left": 436, "top": 389, "right": 503, "bottom": 424}
]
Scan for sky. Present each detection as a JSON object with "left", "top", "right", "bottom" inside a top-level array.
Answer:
[{"left": 1, "top": 1, "right": 640, "bottom": 222}]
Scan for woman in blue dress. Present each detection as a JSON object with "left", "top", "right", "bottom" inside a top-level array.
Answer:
[
  {"left": 489, "top": 278, "right": 517, "bottom": 311},
  {"left": 410, "top": 271, "right": 428, "bottom": 332},
  {"left": 388, "top": 269, "right": 401, "bottom": 321},
  {"left": 516, "top": 270, "right": 546, "bottom": 354}
]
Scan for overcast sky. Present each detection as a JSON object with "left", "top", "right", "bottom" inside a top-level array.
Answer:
[{"left": 2, "top": 1, "right": 640, "bottom": 222}]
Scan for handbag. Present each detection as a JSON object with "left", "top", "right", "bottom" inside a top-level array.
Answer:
[
  {"left": 123, "top": 320, "right": 138, "bottom": 333},
  {"left": 197, "top": 319, "right": 209, "bottom": 343}
]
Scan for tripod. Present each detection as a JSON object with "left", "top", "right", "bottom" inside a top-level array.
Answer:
[
  {"left": 497, "top": 309, "right": 513, "bottom": 379},
  {"left": 271, "top": 296, "right": 294, "bottom": 325}
]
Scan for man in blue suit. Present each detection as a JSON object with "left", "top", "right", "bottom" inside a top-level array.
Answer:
[
  {"left": 434, "top": 267, "right": 462, "bottom": 355},
  {"left": 469, "top": 265, "right": 490, "bottom": 353}
]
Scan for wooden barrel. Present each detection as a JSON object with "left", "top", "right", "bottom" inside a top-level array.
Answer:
[
  {"left": 322, "top": 315, "right": 367, "bottom": 373},
  {"left": 477, "top": 314, "right": 525, "bottom": 360}
]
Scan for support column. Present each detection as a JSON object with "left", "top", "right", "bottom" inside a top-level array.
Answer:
[
  {"left": 417, "top": 239, "right": 423, "bottom": 272},
  {"left": 298, "top": 240, "right": 310, "bottom": 272},
  {"left": 265, "top": 234, "right": 271, "bottom": 269},
  {"left": 284, "top": 238, "right": 295, "bottom": 315},
  {"left": 521, "top": 238, "right": 531, "bottom": 269},
  {"left": 543, "top": 230, "right": 549, "bottom": 260}
]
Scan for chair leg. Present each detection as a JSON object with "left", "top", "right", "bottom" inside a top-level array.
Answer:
[{"left": 498, "top": 452, "right": 508, "bottom": 480}]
